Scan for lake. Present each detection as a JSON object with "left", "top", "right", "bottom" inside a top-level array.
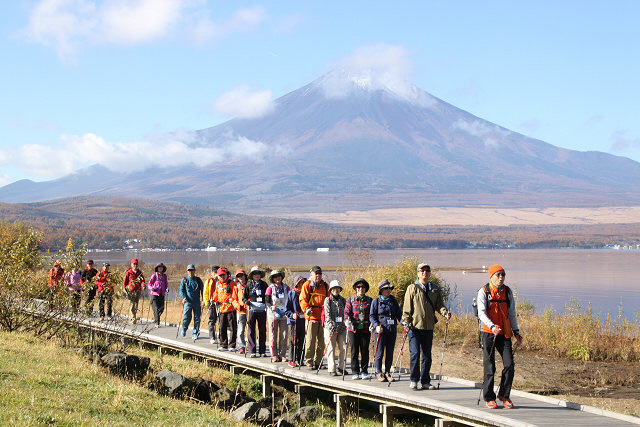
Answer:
[{"left": 88, "top": 248, "right": 639, "bottom": 319}]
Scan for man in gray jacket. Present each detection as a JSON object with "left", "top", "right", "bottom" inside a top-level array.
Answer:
[{"left": 402, "top": 263, "right": 451, "bottom": 390}]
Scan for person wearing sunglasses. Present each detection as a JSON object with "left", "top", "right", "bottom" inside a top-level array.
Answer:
[{"left": 477, "top": 264, "right": 523, "bottom": 410}]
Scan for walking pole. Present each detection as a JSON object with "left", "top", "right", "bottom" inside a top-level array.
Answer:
[
  {"left": 342, "top": 329, "right": 349, "bottom": 381},
  {"left": 477, "top": 331, "right": 498, "bottom": 405},
  {"left": 298, "top": 318, "right": 310, "bottom": 370},
  {"left": 388, "top": 328, "right": 409, "bottom": 387},
  {"left": 292, "top": 313, "right": 298, "bottom": 367},
  {"left": 316, "top": 328, "right": 336, "bottom": 374},
  {"left": 163, "top": 289, "right": 169, "bottom": 326},
  {"left": 437, "top": 310, "right": 451, "bottom": 389},
  {"left": 175, "top": 300, "right": 185, "bottom": 339},
  {"left": 270, "top": 313, "right": 277, "bottom": 362}
]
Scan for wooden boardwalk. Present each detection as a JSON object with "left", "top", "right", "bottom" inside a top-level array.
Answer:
[{"left": 81, "top": 315, "right": 638, "bottom": 427}]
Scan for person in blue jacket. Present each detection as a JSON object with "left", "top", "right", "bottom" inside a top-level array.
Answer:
[
  {"left": 285, "top": 275, "right": 307, "bottom": 367},
  {"left": 180, "top": 264, "right": 204, "bottom": 340},
  {"left": 370, "top": 279, "right": 403, "bottom": 382}
]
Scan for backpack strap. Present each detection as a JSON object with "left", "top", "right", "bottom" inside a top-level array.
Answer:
[{"left": 484, "top": 283, "right": 511, "bottom": 309}]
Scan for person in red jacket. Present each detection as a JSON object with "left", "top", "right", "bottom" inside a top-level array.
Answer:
[
  {"left": 122, "top": 258, "right": 145, "bottom": 324},
  {"left": 95, "top": 263, "right": 114, "bottom": 320}
]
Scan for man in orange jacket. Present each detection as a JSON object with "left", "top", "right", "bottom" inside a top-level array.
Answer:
[
  {"left": 477, "top": 264, "right": 523, "bottom": 410},
  {"left": 299, "top": 265, "right": 329, "bottom": 369},
  {"left": 212, "top": 267, "right": 239, "bottom": 351}
]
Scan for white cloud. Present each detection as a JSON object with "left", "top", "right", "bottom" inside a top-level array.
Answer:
[
  {"left": 0, "top": 174, "right": 12, "bottom": 187},
  {"left": 19, "top": 1, "right": 266, "bottom": 60},
  {"left": 453, "top": 119, "right": 511, "bottom": 148},
  {"left": 4, "top": 131, "right": 269, "bottom": 179},
  {"left": 317, "top": 43, "right": 434, "bottom": 107},
  {"left": 213, "top": 85, "right": 275, "bottom": 119},
  {"left": 187, "top": 5, "right": 266, "bottom": 44},
  {"left": 610, "top": 130, "right": 640, "bottom": 152}
]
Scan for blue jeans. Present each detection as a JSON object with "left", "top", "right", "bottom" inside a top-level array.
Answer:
[
  {"left": 182, "top": 301, "right": 201, "bottom": 335},
  {"left": 408, "top": 329, "right": 433, "bottom": 384}
]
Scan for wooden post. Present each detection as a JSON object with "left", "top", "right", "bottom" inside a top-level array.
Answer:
[
  {"left": 261, "top": 375, "right": 273, "bottom": 397},
  {"left": 294, "top": 384, "right": 313, "bottom": 408},
  {"left": 334, "top": 394, "right": 351, "bottom": 427}
]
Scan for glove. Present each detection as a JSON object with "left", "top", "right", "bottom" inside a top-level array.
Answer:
[
  {"left": 375, "top": 325, "right": 382, "bottom": 334},
  {"left": 305, "top": 308, "right": 312, "bottom": 316},
  {"left": 491, "top": 325, "right": 502, "bottom": 335},
  {"left": 403, "top": 322, "right": 412, "bottom": 332}
]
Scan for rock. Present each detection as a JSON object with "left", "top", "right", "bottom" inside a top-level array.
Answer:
[
  {"left": 295, "top": 406, "right": 322, "bottom": 423},
  {"left": 154, "top": 370, "right": 196, "bottom": 397},
  {"left": 211, "top": 387, "right": 236, "bottom": 408},
  {"left": 257, "top": 397, "right": 272, "bottom": 408},
  {"left": 101, "top": 352, "right": 150, "bottom": 377},
  {"left": 255, "top": 408, "right": 271, "bottom": 424},
  {"left": 230, "top": 402, "right": 261, "bottom": 422},
  {"left": 275, "top": 418, "right": 295, "bottom": 427},
  {"left": 191, "top": 377, "right": 219, "bottom": 403}
]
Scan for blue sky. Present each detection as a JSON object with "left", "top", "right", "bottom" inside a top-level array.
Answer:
[{"left": 1, "top": 1, "right": 639, "bottom": 186}]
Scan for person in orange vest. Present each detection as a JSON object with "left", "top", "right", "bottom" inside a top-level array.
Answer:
[
  {"left": 48, "top": 261, "right": 64, "bottom": 296},
  {"left": 122, "top": 258, "right": 145, "bottom": 324},
  {"left": 212, "top": 267, "right": 239, "bottom": 351},
  {"left": 299, "top": 265, "right": 329, "bottom": 369},
  {"left": 234, "top": 269, "right": 249, "bottom": 354},
  {"left": 477, "top": 264, "right": 523, "bottom": 410}
]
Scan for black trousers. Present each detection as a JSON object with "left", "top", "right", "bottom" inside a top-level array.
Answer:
[
  {"left": 348, "top": 329, "right": 371, "bottom": 374},
  {"left": 374, "top": 330, "right": 397, "bottom": 374},
  {"left": 482, "top": 332, "right": 515, "bottom": 401},
  {"left": 85, "top": 287, "right": 97, "bottom": 315},
  {"left": 151, "top": 295, "right": 165, "bottom": 325},
  {"left": 207, "top": 305, "right": 217, "bottom": 340},
  {"left": 288, "top": 318, "right": 305, "bottom": 363},
  {"left": 218, "top": 311, "right": 237, "bottom": 349},
  {"left": 98, "top": 292, "right": 113, "bottom": 318}
]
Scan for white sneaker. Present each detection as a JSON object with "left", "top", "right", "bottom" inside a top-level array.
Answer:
[
  {"left": 352, "top": 374, "right": 360, "bottom": 380},
  {"left": 409, "top": 381, "right": 417, "bottom": 390},
  {"left": 210, "top": 338, "right": 215, "bottom": 344},
  {"left": 416, "top": 383, "right": 424, "bottom": 390},
  {"left": 360, "top": 373, "right": 370, "bottom": 380}
]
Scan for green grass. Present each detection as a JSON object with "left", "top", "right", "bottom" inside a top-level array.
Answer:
[{"left": 0, "top": 331, "right": 243, "bottom": 426}]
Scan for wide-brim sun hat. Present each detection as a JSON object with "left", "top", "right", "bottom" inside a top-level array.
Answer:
[
  {"left": 352, "top": 278, "right": 370, "bottom": 292},
  {"left": 269, "top": 269, "right": 285, "bottom": 282},
  {"left": 155, "top": 263, "right": 166, "bottom": 273},
  {"left": 329, "top": 280, "right": 342, "bottom": 291},
  {"left": 293, "top": 275, "right": 306, "bottom": 288},
  {"left": 377, "top": 279, "right": 394, "bottom": 294},
  {"left": 249, "top": 265, "right": 265, "bottom": 278}
]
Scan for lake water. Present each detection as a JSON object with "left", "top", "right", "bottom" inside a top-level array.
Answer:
[{"left": 88, "top": 249, "right": 639, "bottom": 319}]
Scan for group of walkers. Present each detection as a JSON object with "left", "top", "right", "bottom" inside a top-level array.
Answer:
[{"left": 47, "top": 258, "right": 523, "bottom": 409}]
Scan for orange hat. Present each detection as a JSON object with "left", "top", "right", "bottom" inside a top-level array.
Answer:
[{"left": 488, "top": 264, "right": 505, "bottom": 278}]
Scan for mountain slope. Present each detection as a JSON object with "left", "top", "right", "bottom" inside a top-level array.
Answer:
[{"left": 1, "top": 74, "right": 639, "bottom": 211}]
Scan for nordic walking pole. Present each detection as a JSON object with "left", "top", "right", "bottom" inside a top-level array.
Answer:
[
  {"left": 175, "top": 300, "right": 185, "bottom": 339},
  {"left": 316, "top": 328, "right": 336, "bottom": 374},
  {"left": 342, "top": 329, "right": 349, "bottom": 381},
  {"left": 437, "top": 310, "right": 451, "bottom": 389},
  {"left": 388, "top": 328, "right": 409, "bottom": 387},
  {"left": 477, "top": 331, "right": 498, "bottom": 405},
  {"left": 298, "top": 318, "right": 310, "bottom": 370}
]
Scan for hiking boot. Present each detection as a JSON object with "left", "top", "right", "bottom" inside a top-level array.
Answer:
[
  {"left": 498, "top": 396, "right": 514, "bottom": 409},
  {"left": 385, "top": 373, "right": 394, "bottom": 382},
  {"left": 422, "top": 382, "right": 436, "bottom": 390},
  {"left": 229, "top": 348, "right": 237, "bottom": 352},
  {"left": 409, "top": 382, "right": 417, "bottom": 390},
  {"left": 218, "top": 347, "right": 228, "bottom": 351},
  {"left": 260, "top": 353, "right": 268, "bottom": 358},
  {"left": 486, "top": 400, "right": 498, "bottom": 409},
  {"left": 180, "top": 329, "right": 186, "bottom": 337},
  {"left": 337, "top": 368, "right": 348, "bottom": 376},
  {"left": 210, "top": 338, "right": 215, "bottom": 344},
  {"left": 271, "top": 356, "right": 279, "bottom": 362},
  {"left": 416, "top": 383, "right": 424, "bottom": 390},
  {"left": 131, "top": 318, "right": 137, "bottom": 324},
  {"left": 306, "top": 363, "right": 314, "bottom": 369},
  {"left": 377, "top": 373, "right": 387, "bottom": 382}
]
